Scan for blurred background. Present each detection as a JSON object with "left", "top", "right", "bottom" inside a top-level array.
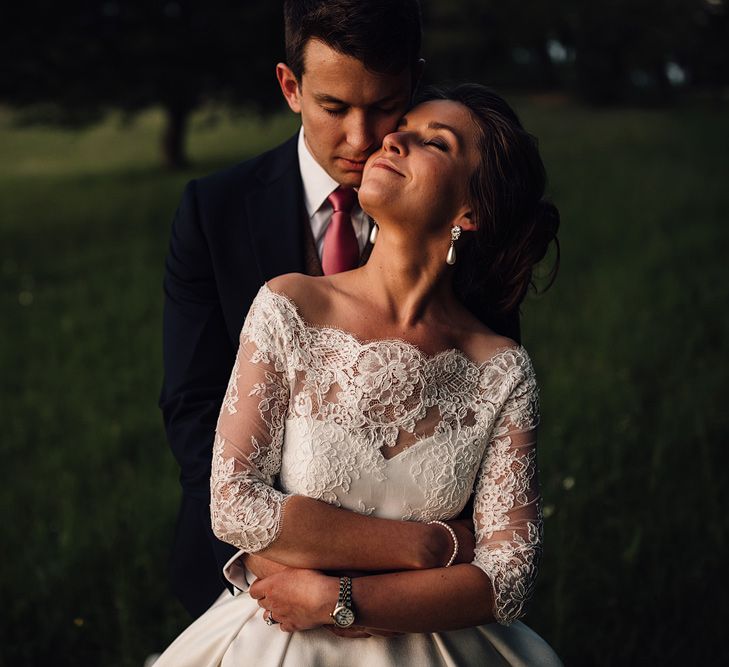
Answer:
[{"left": 1, "top": 1, "right": 727, "bottom": 665}]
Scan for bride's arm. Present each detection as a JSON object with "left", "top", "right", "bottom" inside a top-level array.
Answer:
[
  {"left": 213, "top": 291, "right": 472, "bottom": 579},
  {"left": 242, "top": 503, "right": 475, "bottom": 582},
  {"left": 243, "top": 494, "right": 474, "bottom": 570},
  {"left": 250, "top": 367, "right": 542, "bottom": 633},
  {"left": 250, "top": 563, "right": 496, "bottom": 632},
  {"left": 343, "top": 415, "right": 541, "bottom": 633},
  {"left": 214, "top": 418, "right": 472, "bottom": 572}
]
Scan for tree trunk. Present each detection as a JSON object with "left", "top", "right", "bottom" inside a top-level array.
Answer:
[{"left": 162, "top": 104, "right": 191, "bottom": 170}]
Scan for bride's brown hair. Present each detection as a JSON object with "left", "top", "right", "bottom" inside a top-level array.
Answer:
[{"left": 418, "top": 85, "right": 560, "bottom": 318}]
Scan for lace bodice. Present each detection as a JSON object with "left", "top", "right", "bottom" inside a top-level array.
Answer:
[{"left": 211, "top": 284, "right": 543, "bottom": 625}]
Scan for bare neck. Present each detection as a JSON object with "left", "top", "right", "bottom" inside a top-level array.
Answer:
[{"left": 348, "top": 224, "right": 459, "bottom": 329}]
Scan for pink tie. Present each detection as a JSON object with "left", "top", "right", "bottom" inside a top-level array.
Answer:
[{"left": 322, "top": 187, "right": 359, "bottom": 275}]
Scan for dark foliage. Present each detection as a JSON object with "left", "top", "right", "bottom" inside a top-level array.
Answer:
[
  {"left": 1, "top": 1, "right": 727, "bottom": 166},
  {"left": 1, "top": 1, "right": 285, "bottom": 166}
]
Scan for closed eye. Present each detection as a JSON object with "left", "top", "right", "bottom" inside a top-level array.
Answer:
[
  {"left": 425, "top": 138, "right": 448, "bottom": 151},
  {"left": 324, "top": 107, "right": 347, "bottom": 116}
]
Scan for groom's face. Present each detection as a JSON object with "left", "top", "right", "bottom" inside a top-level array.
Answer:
[{"left": 277, "top": 39, "right": 412, "bottom": 188}]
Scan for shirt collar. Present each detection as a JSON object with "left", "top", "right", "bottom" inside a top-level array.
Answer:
[{"left": 297, "top": 127, "right": 341, "bottom": 218}]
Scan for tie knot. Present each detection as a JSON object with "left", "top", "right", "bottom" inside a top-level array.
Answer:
[{"left": 327, "top": 187, "right": 357, "bottom": 213}]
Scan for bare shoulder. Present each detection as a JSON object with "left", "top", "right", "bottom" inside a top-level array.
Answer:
[
  {"left": 452, "top": 307, "right": 520, "bottom": 364},
  {"left": 266, "top": 272, "right": 311, "bottom": 299},
  {"left": 265, "top": 273, "right": 333, "bottom": 322}
]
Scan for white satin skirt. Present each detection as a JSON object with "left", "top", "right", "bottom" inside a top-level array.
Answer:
[{"left": 154, "top": 587, "right": 562, "bottom": 667}]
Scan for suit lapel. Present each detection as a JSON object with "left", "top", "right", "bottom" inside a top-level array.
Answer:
[
  {"left": 245, "top": 135, "right": 306, "bottom": 280},
  {"left": 244, "top": 134, "right": 377, "bottom": 280}
]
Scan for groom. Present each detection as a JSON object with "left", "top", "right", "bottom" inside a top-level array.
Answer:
[
  {"left": 160, "top": 0, "right": 425, "bottom": 619},
  {"left": 160, "top": 0, "right": 520, "bottom": 620}
]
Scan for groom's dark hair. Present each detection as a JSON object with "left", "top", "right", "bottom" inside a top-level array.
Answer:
[{"left": 283, "top": 0, "right": 422, "bottom": 81}]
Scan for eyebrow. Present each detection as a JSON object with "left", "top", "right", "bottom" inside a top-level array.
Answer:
[
  {"left": 313, "top": 92, "right": 402, "bottom": 106},
  {"left": 398, "top": 117, "right": 463, "bottom": 148}
]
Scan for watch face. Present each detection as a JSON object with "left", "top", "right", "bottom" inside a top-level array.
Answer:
[{"left": 334, "top": 606, "right": 355, "bottom": 628}]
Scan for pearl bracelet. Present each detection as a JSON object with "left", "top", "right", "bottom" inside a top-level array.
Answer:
[{"left": 428, "top": 520, "right": 459, "bottom": 567}]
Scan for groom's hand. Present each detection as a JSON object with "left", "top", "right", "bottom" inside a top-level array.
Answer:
[{"left": 243, "top": 553, "right": 290, "bottom": 580}]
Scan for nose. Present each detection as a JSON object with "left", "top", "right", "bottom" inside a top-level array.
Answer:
[
  {"left": 345, "top": 111, "right": 375, "bottom": 154},
  {"left": 382, "top": 131, "right": 407, "bottom": 156}
]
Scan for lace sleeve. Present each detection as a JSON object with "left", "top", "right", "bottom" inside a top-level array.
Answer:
[
  {"left": 210, "top": 287, "right": 294, "bottom": 554},
  {"left": 471, "top": 353, "right": 542, "bottom": 625}
]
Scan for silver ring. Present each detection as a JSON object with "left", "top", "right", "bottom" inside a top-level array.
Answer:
[{"left": 265, "top": 611, "right": 277, "bottom": 626}]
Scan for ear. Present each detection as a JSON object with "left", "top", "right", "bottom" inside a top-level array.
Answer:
[
  {"left": 454, "top": 207, "right": 478, "bottom": 233},
  {"left": 276, "top": 63, "right": 302, "bottom": 114}
]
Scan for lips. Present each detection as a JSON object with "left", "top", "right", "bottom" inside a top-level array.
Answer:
[
  {"left": 338, "top": 157, "right": 368, "bottom": 170},
  {"left": 372, "top": 158, "right": 404, "bottom": 177}
]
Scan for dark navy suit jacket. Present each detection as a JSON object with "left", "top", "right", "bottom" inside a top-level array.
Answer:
[
  {"left": 160, "top": 134, "right": 310, "bottom": 617},
  {"left": 159, "top": 133, "right": 521, "bottom": 618}
]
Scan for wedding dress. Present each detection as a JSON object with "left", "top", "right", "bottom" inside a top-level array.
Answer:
[{"left": 155, "top": 284, "right": 562, "bottom": 666}]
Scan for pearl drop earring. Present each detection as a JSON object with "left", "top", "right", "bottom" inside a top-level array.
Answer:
[
  {"left": 446, "top": 225, "right": 462, "bottom": 265},
  {"left": 369, "top": 223, "right": 378, "bottom": 245}
]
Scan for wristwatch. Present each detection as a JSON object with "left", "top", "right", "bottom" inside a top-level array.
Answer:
[{"left": 330, "top": 576, "right": 355, "bottom": 628}]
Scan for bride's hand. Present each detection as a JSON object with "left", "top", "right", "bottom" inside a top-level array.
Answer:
[
  {"left": 249, "top": 569, "right": 338, "bottom": 633},
  {"left": 325, "top": 625, "right": 404, "bottom": 638}
]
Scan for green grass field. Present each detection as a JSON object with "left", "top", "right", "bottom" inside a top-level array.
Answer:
[{"left": 1, "top": 99, "right": 727, "bottom": 666}]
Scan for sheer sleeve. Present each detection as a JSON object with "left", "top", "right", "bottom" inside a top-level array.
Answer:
[
  {"left": 210, "top": 287, "right": 294, "bottom": 554},
  {"left": 471, "top": 352, "right": 542, "bottom": 625}
]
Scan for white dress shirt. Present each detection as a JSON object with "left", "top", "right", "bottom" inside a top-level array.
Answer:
[{"left": 297, "top": 128, "right": 370, "bottom": 259}]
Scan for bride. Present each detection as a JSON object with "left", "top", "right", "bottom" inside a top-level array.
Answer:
[{"left": 155, "top": 84, "right": 562, "bottom": 666}]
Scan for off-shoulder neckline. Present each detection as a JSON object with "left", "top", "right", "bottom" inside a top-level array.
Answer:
[{"left": 260, "top": 282, "right": 527, "bottom": 371}]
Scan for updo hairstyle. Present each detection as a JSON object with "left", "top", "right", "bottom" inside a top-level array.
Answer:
[{"left": 417, "top": 84, "right": 560, "bottom": 319}]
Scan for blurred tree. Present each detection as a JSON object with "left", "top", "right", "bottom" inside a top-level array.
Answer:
[
  {"left": 0, "top": 1, "right": 284, "bottom": 168},
  {"left": 558, "top": 0, "right": 707, "bottom": 104},
  {"left": 2, "top": 0, "right": 726, "bottom": 166},
  {"left": 683, "top": 0, "right": 729, "bottom": 94},
  {"left": 420, "top": 0, "right": 728, "bottom": 104},
  {"left": 420, "top": 0, "right": 562, "bottom": 89}
]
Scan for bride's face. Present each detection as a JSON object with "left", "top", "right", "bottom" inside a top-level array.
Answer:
[{"left": 358, "top": 100, "right": 480, "bottom": 232}]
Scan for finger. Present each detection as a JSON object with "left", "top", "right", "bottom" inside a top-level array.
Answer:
[
  {"left": 366, "top": 629, "right": 405, "bottom": 637},
  {"left": 249, "top": 581, "right": 264, "bottom": 600},
  {"left": 324, "top": 626, "right": 372, "bottom": 638},
  {"left": 343, "top": 625, "right": 373, "bottom": 637}
]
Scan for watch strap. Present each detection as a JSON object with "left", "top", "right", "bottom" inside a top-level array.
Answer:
[
  {"left": 330, "top": 576, "right": 355, "bottom": 627},
  {"left": 338, "top": 576, "right": 352, "bottom": 608}
]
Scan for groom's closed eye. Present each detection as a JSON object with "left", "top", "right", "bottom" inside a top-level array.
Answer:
[{"left": 324, "top": 105, "right": 398, "bottom": 117}]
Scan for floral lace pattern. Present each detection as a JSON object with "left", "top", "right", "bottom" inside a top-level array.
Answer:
[{"left": 211, "top": 284, "right": 542, "bottom": 625}]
